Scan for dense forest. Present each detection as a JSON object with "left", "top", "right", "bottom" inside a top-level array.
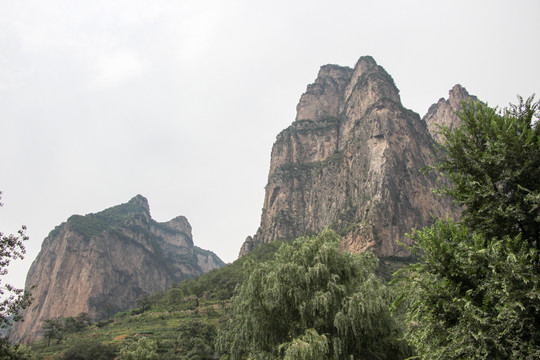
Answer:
[{"left": 1, "top": 97, "right": 539, "bottom": 359}]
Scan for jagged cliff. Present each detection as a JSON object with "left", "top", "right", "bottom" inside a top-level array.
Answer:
[
  {"left": 423, "top": 84, "right": 478, "bottom": 142},
  {"left": 11, "top": 195, "right": 224, "bottom": 342},
  {"left": 241, "top": 56, "right": 477, "bottom": 259}
]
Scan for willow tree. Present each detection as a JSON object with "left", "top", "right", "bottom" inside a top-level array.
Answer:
[{"left": 217, "top": 229, "right": 410, "bottom": 359}]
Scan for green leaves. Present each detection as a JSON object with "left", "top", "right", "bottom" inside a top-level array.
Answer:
[
  {"left": 217, "top": 229, "right": 410, "bottom": 359},
  {"left": 0, "top": 191, "right": 32, "bottom": 329},
  {"left": 280, "top": 329, "right": 329, "bottom": 360},
  {"left": 436, "top": 97, "right": 540, "bottom": 246},
  {"left": 397, "top": 97, "right": 540, "bottom": 359},
  {"left": 400, "top": 220, "right": 540, "bottom": 358}
]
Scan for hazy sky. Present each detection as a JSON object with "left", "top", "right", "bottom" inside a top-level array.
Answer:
[{"left": 1, "top": 0, "right": 539, "bottom": 289}]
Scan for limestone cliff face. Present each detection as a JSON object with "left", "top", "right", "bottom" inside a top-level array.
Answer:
[
  {"left": 423, "top": 84, "right": 478, "bottom": 142},
  {"left": 241, "top": 56, "right": 466, "bottom": 259},
  {"left": 11, "top": 195, "right": 224, "bottom": 342}
]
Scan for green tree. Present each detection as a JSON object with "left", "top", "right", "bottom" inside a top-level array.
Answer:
[
  {"left": 177, "top": 320, "right": 216, "bottom": 360},
  {"left": 0, "top": 191, "right": 32, "bottom": 329},
  {"left": 42, "top": 318, "right": 65, "bottom": 346},
  {"left": 0, "top": 338, "right": 37, "bottom": 359},
  {"left": 135, "top": 293, "right": 153, "bottom": 313},
  {"left": 217, "top": 229, "right": 410, "bottom": 359},
  {"left": 42, "top": 313, "right": 91, "bottom": 346},
  {"left": 395, "top": 97, "right": 540, "bottom": 359},
  {"left": 63, "top": 312, "right": 91, "bottom": 334},
  {"left": 60, "top": 339, "right": 117, "bottom": 360},
  {"left": 118, "top": 337, "right": 159, "bottom": 360},
  {"left": 433, "top": 96, "right": 540, "bottom": 248},
  {"left": 279, "top": 328, "right": 329, "bottom": 360}
]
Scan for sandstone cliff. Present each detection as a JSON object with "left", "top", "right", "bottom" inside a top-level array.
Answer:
[
  {"left": 11, "top": 195, "right": 224, "bottom": 342},
  {"left": 241, "top": 56, "right": 477, "bottom": 259}
]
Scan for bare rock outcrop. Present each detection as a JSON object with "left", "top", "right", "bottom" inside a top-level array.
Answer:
[
  {"left": 423, "top": 84, "right": 478, "bottom": 142},
  {"left": 11, "top": 195, "right": 224, "bottom": 342},
  {"left": 240, "top": 56, "right": 470, "bottom": 259}
]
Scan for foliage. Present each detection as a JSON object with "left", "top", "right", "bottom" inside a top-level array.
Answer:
[
  {"left": 160, "top": 240, "right": 283, "bottom": 308},
  {"left": 118, "top": 337, "right": 159, "bottom": 360},
  {"left": 42, "top": 313, "right": 91, "bottom": 346},
  {"left": 135, "top": 294, "right": 154, "bottom": 313},
  {"left": 279, "top": 328, "right": 329, "bottom": 360},
  {"left": 396, "top": 220, "right": 540, "bottom": 359},
  {"left": 64, "top": 313, "right": 91, "bottom": 333},
  {"left": 217, "top": 229, "right": 410, "bottom": 359},
  {"left": 66, "top": 200, "right": 146, "bottom": 240},
  {"left": 60, "top": 339, "right": 117, "bottom": 360},
  {"left": 177, "top": 320, "right": 216, "bottom": 360},
  {"left": 0, "top": 191, "right": 32, "bottom": 328},
  {"left": 42, "top": 318, "right": 66, "bottom": 346},
  {"left": 396, "top": 97, "right": 540, "bottom": 359},
  {"left": 30, "top": 239, "right": 287, "bottom": 359},
  {"left": 432, "top": 96, "right": 540, "bottom": 247},
  {"left": 0, "top": 338, "right": 37, "bottom": 359}
]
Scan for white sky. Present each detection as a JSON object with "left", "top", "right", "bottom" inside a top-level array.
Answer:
[{"left": 1, "top": 0, "right": 539, "bottom": 289}]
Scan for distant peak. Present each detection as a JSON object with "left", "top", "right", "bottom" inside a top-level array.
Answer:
[
  {"left": 342, "top": 55, "right": 400, "bottom": 107},
  {"left": 352, "top": 55, "right": 389, "bottom": 79},
  {"left": 449, "top": 84, "right": 469, "bottom": 99},
  {"left": 318, "top": 63, "right": 353, "bottom": 74},
  {"left": 448, "top": 84, "right": 476, "bottom": 109},
  {"left": 128, "top": 194, "right": 150, "bottom": 213},
  {"left": 355, "top": 55, "right": 377, "bottom": 68}
]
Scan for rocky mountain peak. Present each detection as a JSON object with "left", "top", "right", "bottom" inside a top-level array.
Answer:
[
  {"left": 128, "top": 194, "right": 150, "bottom": 214},
  {"left": 11, "top": 196, "right": 224, "bottom": 342},
  {"left": 163, "top": 215, "right": 192, "bottom": 235},
  {"left": 295, "top": 64, "right": 353, "bottom": 122},
  {"left": 342, "top": 55, "right": 400, "bottom": 114},
  {"left": 241, "top": 56, "right": 459, "bottom": 260},
  {"left": 449, "top": 84, "right": 473, "bottom": 109},
  {"left": 423, "top": 84, "right": 478, "bottom": 142}
]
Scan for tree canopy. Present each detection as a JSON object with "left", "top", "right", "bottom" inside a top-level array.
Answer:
[
  {"left": 396, "top": 97, "right": 540, "bottom": 359},
  {"left": 217, "top": 229, "right": 410, "bottom": 359},
  {"left": 433, "top": 96, "right": 540, "bottom": 247}
]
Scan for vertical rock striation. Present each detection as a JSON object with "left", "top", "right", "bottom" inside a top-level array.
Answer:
[
  {"left": 241, "top": 56, "right": 476, "bottom": 260},
  {"left": 11, "top": 195, "right": 224, "bottom": 342}
]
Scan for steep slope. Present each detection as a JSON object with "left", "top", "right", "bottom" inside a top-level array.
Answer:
[
  {"left": 11, "top": 195, "right": 224, "bottom": 342},
  {"left": 241, "top": 56, "right": 470, "bottom": 259}
]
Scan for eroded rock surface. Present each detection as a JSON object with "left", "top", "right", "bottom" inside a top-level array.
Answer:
[
  {"left": 241, "top": 56, "right": 474, "bottom": 260},
  {"left": 11, "top": 195, "right": 224, "bottom": 342}
]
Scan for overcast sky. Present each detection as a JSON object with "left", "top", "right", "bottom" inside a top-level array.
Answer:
[{"left": 1, "top": 0, "right": 539, "bottom": 289}]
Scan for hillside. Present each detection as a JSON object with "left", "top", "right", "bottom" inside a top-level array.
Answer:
[{"left": 10, "top": 195, "right": 224, "bottom": 343}]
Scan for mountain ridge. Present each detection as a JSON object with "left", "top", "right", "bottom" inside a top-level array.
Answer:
[{"left": 11, "top": 195, "right": 224, "bottom": 343}]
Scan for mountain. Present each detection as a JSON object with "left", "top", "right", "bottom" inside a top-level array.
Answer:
[
  {"left": 423, "top": 84, "right": 478, "bottom": 142},
  {"left": 240, "top": 56, "right": 477, "bottom": 260},
  {"left": 10, "top": 195, "right": 224, "bottom": 342}
]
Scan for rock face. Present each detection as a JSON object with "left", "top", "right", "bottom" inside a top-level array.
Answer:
[
  {"left": 423, "top": 84, "right": 478, "bottom": 142},
  {"left": 11, "top": 195, "right": 224, "bottom": 342},
  {"left": 241, "top": 56, "right": 475, "bottom": 259}
]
